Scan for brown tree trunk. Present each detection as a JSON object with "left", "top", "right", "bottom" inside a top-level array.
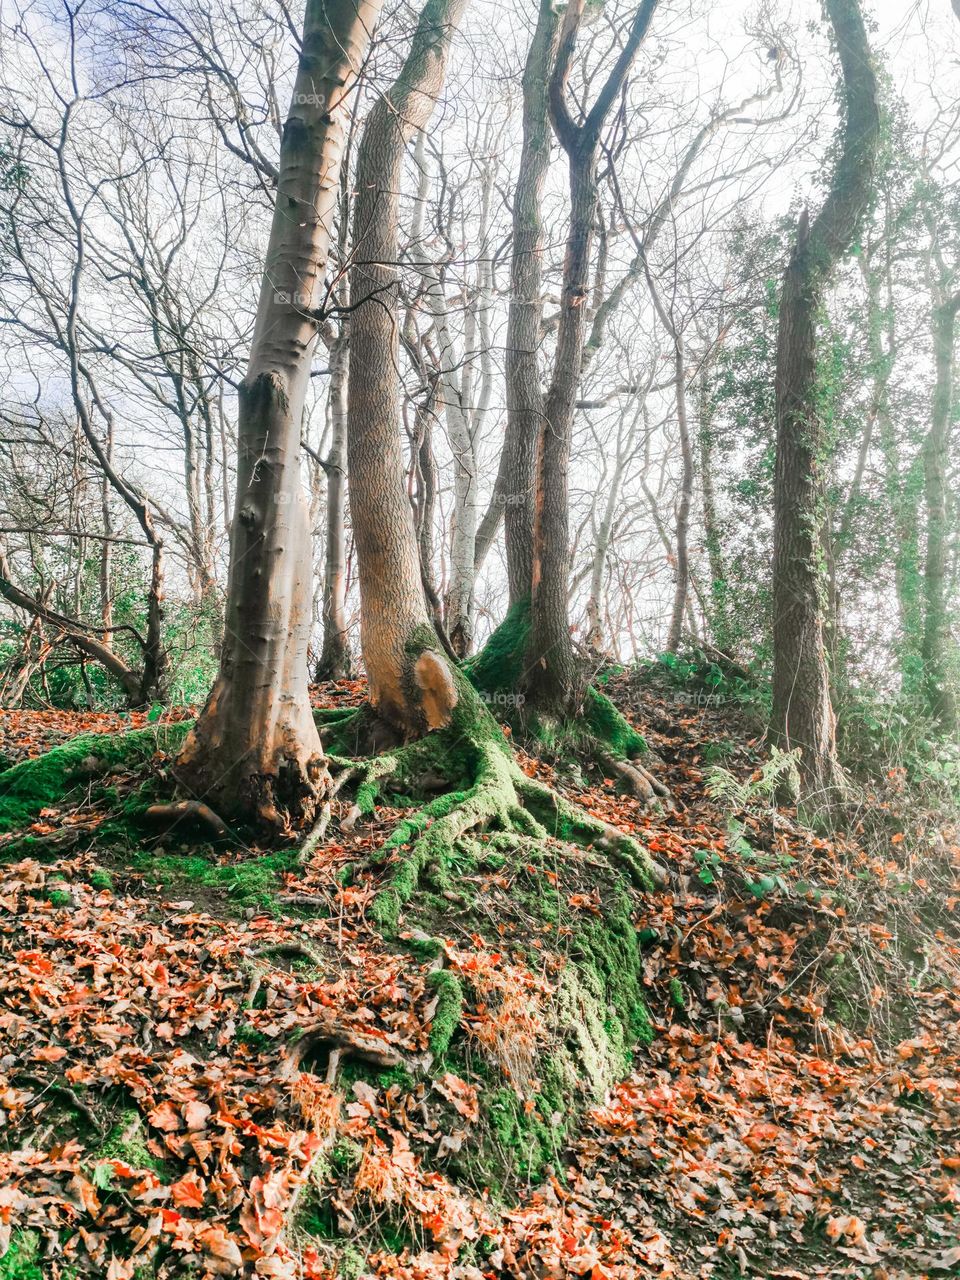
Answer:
[
  {"left": 770, "top": 0, "right": 880, "bottom": 807},
  {"left": 481, "top": 0, "right": 560, "bottom": 608},
  {"left": 178, "top": 0, "right": 383, "bottom": 826},
  {"left": 921, "top": 294, "right": 960, "bottom": 731},
  {"left": 346, "top": 0, "right": 468, "bottom": 736},
  {"left": 522, "top": 0, "right": 660, "bottom": 715},
  {"left": 316, "top": 332, "right": 352, "bottom": 682}
]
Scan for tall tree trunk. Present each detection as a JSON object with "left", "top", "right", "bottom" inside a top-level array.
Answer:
[
  {"left": 474, "top": 0, "right": 559, "bottom": 603},
  {"left": 644, "top": 265, "right": 691, "bottom": 655},
  {"left": 178, "top": 0, "right": 383, "bottom": 826},
  {"left": 316, "top": 332, "right": 352, "bottom": 681},
  {"left": 347, "top": 0, "right": 468, "bottom": 736},
  {"left": 409, "top": 132, "right": 478, "bottom": 656},
  {"left": 921, "top": 293, "right": 960, "bottom": 731},
  {"left": 522, "top": 0, "right": 660, "bottom": 715},
  {"left": 698, "top": 365, "right": 734, "bottom": 654},
  {"left": 770, "top": 0, "right": 880, "bottom": 808}
]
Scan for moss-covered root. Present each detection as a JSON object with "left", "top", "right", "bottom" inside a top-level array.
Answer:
[
  {"left": 465, "top": 604, "right": 670, "bottom": 807},
  {"left": 370, "top": 726, "right": 530, "bottom": 931},
  {"left": 0, "top": 722, "right": 192, "bottom": 834},
  {"left": 365, "top": 697, "right": 668, "bottom": 930},
  {"left": 514, "top": 769, "right": 668, "bottom": 891}
]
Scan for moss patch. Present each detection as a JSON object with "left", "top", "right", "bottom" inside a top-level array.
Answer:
[
  {"left": 0, "top": 1231, "right": 42, "bottom": 1280},
  {"left": 0, "top": 723, "right": 191, "bottom": 834},
  {"left": 91, "top": 1109, "right": 168, "bottom": 1180},
  {"left": 426, "top": 969, "right": 464, "bottom": 1059}
]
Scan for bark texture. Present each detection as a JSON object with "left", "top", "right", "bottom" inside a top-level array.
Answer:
[
  {"left": 179, "top": 0, "right": 383, "bottom": 825},
  {"left": 490, "top": 0, "right": 560, "bottom": 608},
  {"left": 770, "top": 0, "right": 879, "bottom": 806},
  {"left": 921, "top": 294, "right": 960, "bottom": 731},
  {"left": 347, "top": 0, "right": 468, "bottom": 734},
  {"left": 522, "top": 0, "right": 660, "bottom": 714},
  {"left": 316, "top": 332, "right": 352, "bottom": 681}
]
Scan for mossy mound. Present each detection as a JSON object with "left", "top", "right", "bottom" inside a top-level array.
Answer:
[
  {"left": 0, "top": 723, "right": 191, "bottom": 834},
  {"left": 465, "top": 600, "right": 650, "bottom": 764}
]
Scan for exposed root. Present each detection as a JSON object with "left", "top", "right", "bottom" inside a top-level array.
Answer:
[
  {"left": 298, "top": 758, "right": 359, "bottom": 861},
  {"left": 596, "top": 749, "right": 673, "bottom": 809},
  {"left": 280, "top": 1020, "right": 405, "bottom": 1082},
  {"left": 333, "top": 691, "right": 668, "bottom": 931},
  {"left": 144, "top": 799, "right": 228, "bottom": 837}
]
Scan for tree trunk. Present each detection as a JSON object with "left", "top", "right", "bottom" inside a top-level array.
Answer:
[
  {"left": 521, "top": 0, "right": 660, "bottom": 715},
  {"left": 346, "top": 0, "right": 468, "bottom": 736},
  {"left": 178, "top": 0, "right": 383, "bottom": 826},
  {"left": 316, "top": 332, "right": 352, "bottom": 682},
  {"left": 921, "top": 294, "right": 960, "bottom": 731},
  {"left": 770, "top": 0, "right": 880, "bottom": 807},
  {"left": 490, "top": 0, "right": 559, "bottom": 609}
]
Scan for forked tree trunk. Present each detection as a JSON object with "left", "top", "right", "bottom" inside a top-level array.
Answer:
[
  {"left": 522, "top": 0, "right": 660, "bottom": 714},
  {"left": 770, "top": 0, "right": 879, "bottom": 807},
  {"left": 178, "top": 0, "right": 383, "bottom": 825},
  {"left": 476, "top": 0, "right": 558, "bottom": 608},
  {"left": 921, "top": 293, "right": 960, "bottom": 731},
  {"left": 347, "top": 0, "right": 468, "bottom": 736}
]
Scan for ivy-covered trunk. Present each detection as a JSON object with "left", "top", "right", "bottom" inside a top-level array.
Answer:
[{"left": 770, "top": 0, "right": 880, "bottom": 810}]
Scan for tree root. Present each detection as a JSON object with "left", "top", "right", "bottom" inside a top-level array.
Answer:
[
  {"left": 596, "top": 749, "right": 672, "bottom": 809},
  {"left": 337, "top": 715, "right": 669, "bottom": 932},
  {"left": 18, "top": 1072, "right": 105, "bottom": 1135},
  {"left": 144, "top": 800, "right": 228, "bottom": 838},
  {"left": 280, "top": 1020, "right": 404, "bottom": 1083}
]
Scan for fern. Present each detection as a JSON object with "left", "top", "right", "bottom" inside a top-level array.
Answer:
[{"left": 706, "top": 746, "right": 801, "bottom": 815}]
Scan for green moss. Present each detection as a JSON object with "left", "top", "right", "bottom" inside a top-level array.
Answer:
[
  {"left": 582, "top": 686, "right": 646, "bottom": 757},
  {"left": 426, "top": 969, "right": 464, "bottom": 1058},
  {"left": 330, "top": 1138, "right": 363, "bottom": 1173},
  {"left": 46, "top": 889, "right": 73, "bottom": 908},
  {"left": 370, "top": 678, "right": 520, "bottom": 931},
  {"left": 88, "top": 868, "right": 114, "bottom": 891},
  {"left": 236, "top": 1021, "right": 273, "bottom": 1051},
  {"left": 0, "top": 1231, "right": 42, "bottom": 1280},
  {"left": 0, "top": 723, "right": 191, "bottom": 834},
  {"left": 337, "top": 1245, "right": 366, "bottom": 1280},
  {"left": 128, "top": 845, "right": 301, "bottom": 913},
  {"left": 669, "top": 977, "right": 686, "bottom": 1009},
  {"left": 93, "top": 1109, "right": 168, "bottom": 1179},
  {"left": 463, "top": 598, "right": 530, "bottom": 695}
]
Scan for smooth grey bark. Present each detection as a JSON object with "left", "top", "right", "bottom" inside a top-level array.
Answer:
[{"left": 179, "top": 0, "right": 383, "bottom": 825}]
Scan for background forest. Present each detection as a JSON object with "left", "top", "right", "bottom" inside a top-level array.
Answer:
[
  {"left": 0, "top": 0, "right": 956, "bottom": 773},
  {"left": 0, "top": 1, "right": 959, "bottom": 1279}
]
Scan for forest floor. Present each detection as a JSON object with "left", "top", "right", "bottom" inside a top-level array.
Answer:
[{"left": 0, "top": 670, "right": 958, "bottom": 1280}]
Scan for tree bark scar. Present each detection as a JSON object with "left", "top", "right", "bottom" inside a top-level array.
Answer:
[{"left": 413, "top": 650, "right": 458, "bottom": 729}]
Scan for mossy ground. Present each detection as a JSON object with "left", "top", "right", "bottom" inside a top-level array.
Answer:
[
  {"left": 0, "top": 1232, "right": 42, "bottom": 1280},
  {"left": 0, "top": 723, "right": 191, "bottom": 834},
  {"left": 0, "top": 673, "right": 661, "bottom": 1220}
]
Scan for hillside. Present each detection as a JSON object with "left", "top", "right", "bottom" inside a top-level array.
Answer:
[{"left": 0, "top": 670, "right": 957, "bottom": 1280}]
